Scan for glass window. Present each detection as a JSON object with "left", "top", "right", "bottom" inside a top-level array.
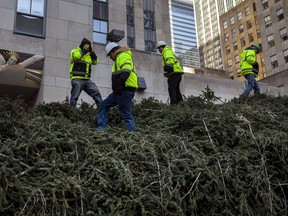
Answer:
[
  {"left": 284, "top": 49, "right": 288, "bottom": 63},
  {"left": 267, "top": 34, "right": 275, "bottom": 47},
  {"left": 237, "top": 12, "right": 242, "bottom": 21},
  {"left": 143, "top": 0, "right": 156, "bottom": 52},
  {"left": 127, "top": 0, "right": 135, "bottom": 48},
  {"left": 223, "top": 20, "right": 228, "bottom": 29},
  {"left": 245, "top": 7, "right": 250, "bottom": 16},
  {"left": 233, "top": 42, "right": 238, "bottom": 51},
  {"left": 264, "top": 15, "right": 272, "bottom": 28},
  {"left": 276, "top": 8, "right": 284, "bottom": 21},
  {"left": 235, "top": 55, "right": 239, "bottom": 64},
  {"left": 239, "top": 24, "right": 244, "bottom": 34},
  {"left": 237, "top": 68, "right": 241, "bottom": 77},
  {"left": 231, "top": 29, "right": 236, "bottom": 38},
  {"left": 261, "top": 0, "right": 269, "bottom": 10},
  {"left": 280, "top": 28, "right": 288, "bottom": 42},
  {"left": 246, "top": 20, "right": 252, "bottom": 29},
  {"left": 224, "top": 33, "right": 229, "bottom": 42},
  {"left": 228, "top": 59, "right": 232, "bottom": 67},
  {"left": 14, "top": 0, "right": 46, "bottom": 37},
  {"left": 230, "top": 16, "right": 235, "bottom": 25},
  {"left": 248, "top": 33, "right": 254, "bottom": 43},
  {"left": 93, "top": 0, "right": 108, "bottom": 44},
  {"left": 270, "top": 55, "right": 278, "bottom": 68},
  {"left": 226, "top": 45, "right": 231, "bottom": 55}
]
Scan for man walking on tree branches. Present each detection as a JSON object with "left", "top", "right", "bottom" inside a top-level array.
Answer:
[
  {"left": 240, "top": 44, "right": 261, "bottom": 97},
  {"left": 97, "top": 42, "right": 138, "bottom": 131},
  {"left": 69, "top": 38, "right": 102, "bottom": 108}
]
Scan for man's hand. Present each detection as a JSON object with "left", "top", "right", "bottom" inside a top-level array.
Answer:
[
  {"left": 90, "top": 52, "right": 97, "bottom": 60},
  {"left": 164, "top": 72, "right": 173, "bottom": 77},
  {"left": 81, "top": 49, "right": 89, "bottom": 55}
]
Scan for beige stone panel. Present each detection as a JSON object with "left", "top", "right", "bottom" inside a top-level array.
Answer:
[
  {"left": 0, "top": 30, "right": 44, "bottom": 54},
  {"left": 56, "top": 39, "right": 73, "bottom": 59},
  {"left": 42, "top": 75, "right": 56, "bottom": 86},
  {"left": 93, "top": 44, "right": 108, "bottom": 63},
  {"left": 44, "top": 56, "right": 69, "bottom": 78},
  {"left": 0, "top": 0, "right": 14, "bottom": 9},
  {"left": 61, "top": 0, "right": 92, "bottom": 7},
  {"left": 68, "top": 22, "right": 93, "bottom": 44},
  {"left": 0, "top": 8, "right": 14, "bottom": 30},
  {"left": 44, "top": 38, "right": 58, "bottom": 57},
  {"left": 46, "top": 17, "right": 69, "bottom": 40},
  {"left": 58, "top": 1, "right": 90, "bottom": 24},
  {"left": 108, "top": 3, "right": 126, "bottom": 34},
  {"left": 133, "top": 51, "right": 162, "bottom": 72},
  {"left": 91, "top": 64, "right": 112, "bottom": 88},
  {"left": 47, "top": 0, "right": 59, "bottom": 18},
  {"left": 56, "top": 77, "right": 70, "bottom": 88},
  {"left": 41, "top": 85, "right": 68, "bottom": 104}
]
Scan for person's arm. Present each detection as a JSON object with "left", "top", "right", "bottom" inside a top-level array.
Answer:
[
  {"left": 112, "top": 53, "right": 132, "bottom": 95},
  {"left": 245, "top": 50, "right": 257, "bottom": 65},
  {"left": 90, "top": 51, "right": 99, "bottom": 65}
]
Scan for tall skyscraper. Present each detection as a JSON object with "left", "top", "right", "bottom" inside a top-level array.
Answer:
[
  {"left": 194, "top": 0, "right": 244, "bottom": 69},
  {"left": 170, "top": 0, "right": 200, "bottom": 69}
]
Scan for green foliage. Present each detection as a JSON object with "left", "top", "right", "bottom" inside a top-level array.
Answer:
[{"left": 0, "top": 95, "right": 288, "bottom": 215}]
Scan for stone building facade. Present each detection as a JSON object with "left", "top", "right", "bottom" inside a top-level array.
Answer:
[{"left": 0, "top": 0, "right": 287, "bottom": 106}]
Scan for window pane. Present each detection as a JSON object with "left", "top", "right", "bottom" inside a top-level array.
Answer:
[
  {"left": 93, "top": 32, "right": 107, "bottom": 44},
  {"left": 93, "top": 19, "right": 100, "bottom": 31},
  {"left": 93, "top": 20, "right": 107, "bottom": 33},
  {"left": 93, "top": 1, "right": 108, "bottom": 20},
  {"left": 31, "top": 0, "right": 44, "bottom": 16},
  {"left": 100, "top": 21, "right": 107, "bottom": 32},
  {"left": 15, "top": 13, "right": 44, "bottom": 36},
  {"left": 17, "top": 0, "right": 31, "bottom": 14}
]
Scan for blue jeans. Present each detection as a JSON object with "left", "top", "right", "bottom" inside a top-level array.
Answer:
[
  {"left": 241, "top": 74, "right": 260, "bottom": 97},
  {"left": 97, "top": 91, "right": 135, "bottom": 131},
  {"left": 70, "top": 79, "right": 102, "bottom": 107}
]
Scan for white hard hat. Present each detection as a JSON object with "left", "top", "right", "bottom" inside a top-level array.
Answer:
[
  {"left": 157, "top": 41, "right": 166, "bottom": 48},
  {"left": 105, "top": 42, "right": 119, "bottom": 56}
]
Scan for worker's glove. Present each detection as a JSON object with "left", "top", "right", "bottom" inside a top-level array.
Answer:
[
  {"left": 163, "top": 64, "right": 173, "bottom": 72},
  {"left": 81, "top": 49, "right": 89, "bottom": 55},
  {"left": 90, "top": 52, "right": 97, "bottom": 60}
]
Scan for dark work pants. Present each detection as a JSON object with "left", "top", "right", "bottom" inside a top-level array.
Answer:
[
  {"left": 70, "top": 79, "right": 102, "bottom": 108},
  {"left": 167, "top": 73, "right": 183, "bottom": 105}
]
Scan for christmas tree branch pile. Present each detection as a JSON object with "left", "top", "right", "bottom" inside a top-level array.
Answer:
[{"left": 0, "top": 93, "right": 288, "bottom": 215}]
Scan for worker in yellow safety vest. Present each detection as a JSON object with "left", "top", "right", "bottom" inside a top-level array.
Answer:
[
  {"left": 157, "top": 41, "right": 184, "bottom": 105},
  {"left": 240, "top": 44, "right": 261, "bottom": 97},
  {"left": 69, "top": 38, "right": 102, "bottom": 107},
  {"left": 97, "top": 42, "right": 138, "bottom": 131}
]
